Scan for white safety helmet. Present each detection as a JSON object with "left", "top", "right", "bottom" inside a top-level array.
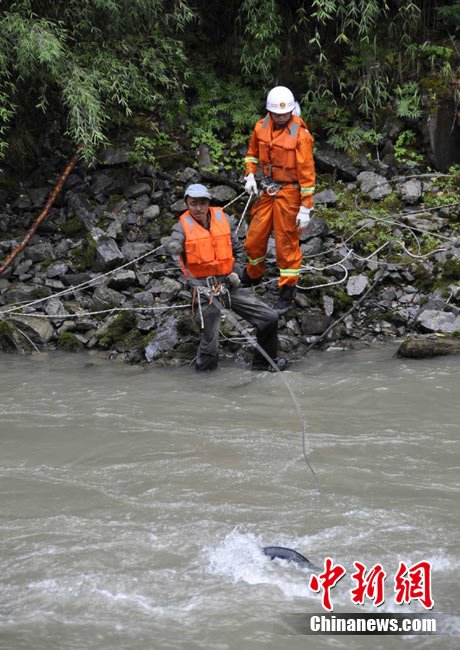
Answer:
[
  {"left": 184, "top": 183, "right": 212, "bottom": 200},
  {"left": 266, "top": 86, "right": 296, "bottom": 114}
]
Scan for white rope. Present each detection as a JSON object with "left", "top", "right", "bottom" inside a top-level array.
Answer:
[
  {"left": 222, "top": 190, "right": 247, "bottom": 210},
  {"left": 296, "top": 264, "right": 349, "bottom": 291},
  {"left": 10, "top": 304, "right": 190, "bottom": 320},
  {"left": 0, "top": 244, "right": 164, "bottom": 317},
  {"left": 236, "top": 194, "right": 254, "bottom": 233}
]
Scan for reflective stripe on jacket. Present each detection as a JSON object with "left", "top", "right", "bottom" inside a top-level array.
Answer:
[
  {"left": 259, "top": 114, "right": 300, "bottom": 182},
  {"left": 179, "top": 207, "right": 234, "bottom": 278},
  {"left": 244, "top": 114, "right": 315, "bottom": 207}
]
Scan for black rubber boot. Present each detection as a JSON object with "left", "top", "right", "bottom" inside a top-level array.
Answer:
[
  {"left": 252, "top": 357, "right": 290, "bottom": 372},
  {"left": 274, "top": 285, "right": 295, "bottom": 315},
  {"left": 241, "top": 268, "right": 262, "bottom": 288}
]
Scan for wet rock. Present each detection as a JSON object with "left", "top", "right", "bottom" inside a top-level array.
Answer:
[
  {"left": 314, "top": 189, "right": 338, "bottom": 205},
  {"left": 136, "top": 315, "right": 156, "bottom": 333},
  {"left": 106, "top": 217, "right": 124, "bottom": 240},
  {"left": 346, "top": 274, "right": 369, "bottom": 296},
  {"left": 46, "top": 262, "right": 69, "bottom": 279},
  {"left": 99, "top": 147, "right": 129, "bottom": 166},
  {"left": 45, "top": 278, "right": 65, "bottom": 290},
  {"left": 91, "top": 173, "right": 113, "bottom": 197},
  {"left": 143, "top": 204, "right": 161, "bottom": 221},
  {"left": 357, "top": 171, "right": 392, "bottom": 200},
  {"left": 28, "top": 187, "right": 49, "bottom": 208},
  {"left": 8, "top": 314, "right": 54, "bottom": 343},
  {"left": 61, "top": 272, "right": 93, "bottom": 287},
  {"left": 144, "top": 315, "right": 179, "bottom": 361},
  {"left": 300, "top": 237, "right": 323, "bottom": 255},
  {"left": 402, "top": 214, "right": 447, "bottom": 232},
  {"left": 13, "top": 259, "right": 33, "bottom": 277},
  {"left": 293, "top": 292, "right": 309, "bottom": 308},
  {"left": 73, "top": 318, "right": 98, "bottom": 333},
  {"left": 286, "top": 318, "right": 302, "bottom": 336},
  {"left": 67, "top": 193, "right": 97, "bottom": 229},
  {"left": 133, "top": 290, "right": 155, "bottom": 305},
  {"left": 107, "top": 270, "right": 137, "bottom": 290},
  {"left": 422, "top": 98, "right": 460, "bottom": 172},
  {"left": 299, "top": 311, "right": 331, "bottom": 335},
  {"left": 210, "top": 185, "right": 237, "bottom": 203},
  {"left": 314, "top": 143, "right": 360, "bottom": 180},
  {"left": 397, "top": 335, "right": 460, "bottom": 358},
  {"left": 415, "top": 309, "right": 460, "bottom": 333},
  {"left": 179, "top": 167, "right": 199, "bottom": 184},
  {"left": 58, "top": 320, "right": 77, "bottom": 333},
  {"left": 92, "top": 285, "right": 125, "bottom": 310},
  {"left": 131, "top": 195, "right": 150, "bottom": 213},
  {"left": 323, "top": 295, "right": 334, "bottom": 316},
  {"left": 0, "top": 240, "right": 14, "bottom": 254},
  {"left": 171, "top": 199, "right": 187, "bottom": 215},
  {"left": 13, "top": 193, "right": 33, "bottom": 209},
  {"left": 303, "top": 216, "right": 329, "bottom": 240},
  {"left": 5, "top": 284, "right": 49, "bottom": 304},
  {"left": 94, "top": 238, "right": 125, "bottom": 271},
  {"left": 25, "top": 242, "right": 55, "bottom": 263},
  {"left": 121, "top": 242, "right": 155, "bottom": 262},
  {"left": 160, "top": 277, "right": 182, "bottom": 301},
  {"left": 0, "top": 278, "right": 10, "bottom": 293},
  {"left": 396, "top": 179, "right": 422, "bottom": 204},
  {"left": 0, "top": 319, "right": 34, "bottom": 352},
  {"left": 45, "top": 297, "right": 68, "bottom": 318}
]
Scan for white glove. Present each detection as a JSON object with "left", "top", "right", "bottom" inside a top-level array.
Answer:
[
  {"left": 244, "top": 172, "right": 258, "bottom": 195},
  {"left": 226, "top": 272, "right": 241, "bottom": 288},
  {"left": 296, "top": 206, "right": 311, "bottom": 231}
]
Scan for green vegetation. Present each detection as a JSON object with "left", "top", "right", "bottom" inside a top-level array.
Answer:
[
  {"left": 440, "top": 256, "right": 460, "bottom": 281},
  {"left": 59, "top": 216, "right": 86, "bottom": 236},
  {"left": 57, "top": 331, "right": 83, "bottom": 351},
  {"left": 394, "top": 131, "right": 424, "bottom": 164},
  {"left": 0, "top": 1, "right": 458, "bottom": 171},
  {"left": 0, "top": 320, "right": 15, "bottom": 351},
  {"left": 70, "top": 237, "right": 96, "bottom": 270},
  {"left": 97, "top": 311, "right": 150, "bottom": 350}
]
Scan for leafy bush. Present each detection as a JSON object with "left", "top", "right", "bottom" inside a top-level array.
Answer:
[{"left": 0, "top": 0, "right": 459, "bottom": 168}]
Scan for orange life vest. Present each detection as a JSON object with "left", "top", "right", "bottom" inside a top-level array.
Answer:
[
  {"left": 256, "top": 114, "right": 307, "bottom": 182},
  {"left": 179, "top": 207, "right": 234, "bottom": 278}
]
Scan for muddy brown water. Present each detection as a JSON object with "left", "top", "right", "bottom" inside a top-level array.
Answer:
[{"left": 1, "top": 346, "right": 459, "bottom": 649}]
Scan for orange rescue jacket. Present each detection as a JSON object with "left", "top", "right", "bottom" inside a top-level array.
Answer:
[
  {"left": 244, "top": 114, "right": 315, "bottom": 207},
  {"left": 180, "top": 207, "right": 234, "bottom": 278}
]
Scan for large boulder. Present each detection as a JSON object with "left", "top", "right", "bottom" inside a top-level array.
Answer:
[
  {"left": 8, "top": 314, "right": 54, "bottom": 344},
  {"left": 357, "top": 172, "right": 392, "bottom": 200},
  {"left": 397, "top": 335, "right": 460, "bottom": 358},
  {"left": 416, "top": 309, "right": 460, "bottom": 333},
  {"left": 314, "top": 143, "right": 361, "bottom": 181}
]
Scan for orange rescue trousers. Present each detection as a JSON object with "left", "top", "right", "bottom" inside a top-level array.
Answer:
[{"left": 244, "top": 185, "right": 302, "bottom": 288}]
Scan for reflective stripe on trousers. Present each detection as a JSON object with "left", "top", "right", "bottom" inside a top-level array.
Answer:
[{"left": 243, "top": 186, "right": 302, "bottom": 288}]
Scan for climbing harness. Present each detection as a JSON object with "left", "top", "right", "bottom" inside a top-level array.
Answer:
[
  {"left": 191, "top": 276, "right": 231, "bottom": 329},
  {"left": 260, "top": 176, "right": 283, "bottom": 196},
  {"left": 260, "top": 176, "right": 299, "bottom": 196}
]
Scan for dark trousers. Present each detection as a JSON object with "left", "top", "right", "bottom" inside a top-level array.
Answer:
[{"left": 194, "top": 287, "right": 278, "bottom": 371}]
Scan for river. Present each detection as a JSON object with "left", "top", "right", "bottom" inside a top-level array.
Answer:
[{"left": 1, "top": 345, "right": 459, "bottom": 649}]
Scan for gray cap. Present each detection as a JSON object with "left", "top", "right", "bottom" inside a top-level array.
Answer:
[{"left": 184, "top": 183, "right": 212, "bottom": 200}]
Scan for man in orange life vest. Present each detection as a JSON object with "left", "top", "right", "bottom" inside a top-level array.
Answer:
[
  {"left": 242, "top": 86, "right": 315, "bottom": 314},
  {"left": 166, "top": 184, "right": 288, "bottom": 372}
]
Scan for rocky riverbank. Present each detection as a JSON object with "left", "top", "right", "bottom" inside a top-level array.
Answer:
[{"left": 1, "top": 138, "right": 459, "bottom": 365}]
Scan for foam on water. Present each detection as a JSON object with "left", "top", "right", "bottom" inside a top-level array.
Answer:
[{"left": 205, "top": 529, "right": 317, "bottom": 600}]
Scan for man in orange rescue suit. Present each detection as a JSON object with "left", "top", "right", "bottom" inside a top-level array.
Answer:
[
  {"left": 242, "top": 86, "right": 315, "bottom": 314},
  {"left": 165, "top": 184, "right": 289, "bottom": 372}
]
